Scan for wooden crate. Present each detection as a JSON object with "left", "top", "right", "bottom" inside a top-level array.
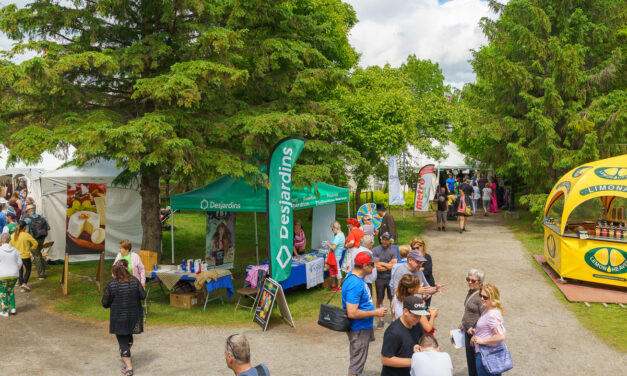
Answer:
[{"left": 139, "top": 249, "right": 158, "bottom": 271}]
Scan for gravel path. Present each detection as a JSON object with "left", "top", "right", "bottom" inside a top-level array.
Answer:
[{"left": 2, "top": 213, "right": 625, "bottom": 375}]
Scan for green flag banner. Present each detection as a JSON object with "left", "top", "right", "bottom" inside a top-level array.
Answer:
[{"left": 266, "top": 137, "right": 305, "bottom": 282}]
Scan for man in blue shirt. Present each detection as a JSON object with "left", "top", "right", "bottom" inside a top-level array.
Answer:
[
  {"left": 342, "top": 252, "right": 388, "bottom": 376},
  {"left": 445, "top": 174, "right": 455, "bottom": 194}
]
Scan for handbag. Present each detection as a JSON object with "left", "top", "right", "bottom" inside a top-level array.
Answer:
[
  {"left": 318, "top": 275, "right": 361, "bottom": 332},
  {"left": 479, "top": 341, "right": 513, "bottom": 373}
]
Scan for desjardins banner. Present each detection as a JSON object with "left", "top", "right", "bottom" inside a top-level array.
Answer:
[{"left": 266, "top": 137, "right": 305, "bottom": 282}]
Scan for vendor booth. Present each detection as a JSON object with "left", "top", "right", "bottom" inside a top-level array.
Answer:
[
  {"left": 543, "top": 154, "right": 627, "bottom": 288},
  {"left": 34, "top": 160, "right": 143, "bottom": 262},
  {"left": 170, "top": 176, "right": 350, "bottom": 266}
]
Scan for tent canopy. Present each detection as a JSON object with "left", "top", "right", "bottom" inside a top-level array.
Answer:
[
  {"left": 406, "top": 141, "right": 478, "bottom": 170},
  {"left": 171, "top": 177, "right": 349, "bottom": 212},
  {"left": 544, "top": 154, "right": 627, "bottom": 235}
]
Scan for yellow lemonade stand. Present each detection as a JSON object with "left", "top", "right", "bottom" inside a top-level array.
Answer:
[{"left": 543, "top": 154, "right": 627, "bottom": 288}]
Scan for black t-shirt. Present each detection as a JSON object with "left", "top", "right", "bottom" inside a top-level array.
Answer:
[
  {"left": 381, "top": 318, "right": 425, "bottom": 376},
  {"left": 436, "top": 196, "right": 447, "bottom": 211},
  {"left": 461, "top": 183, "right": 473, "bottom": 197}
]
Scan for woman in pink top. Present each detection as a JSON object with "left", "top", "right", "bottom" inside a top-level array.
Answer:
[
  {"left": 113, "top": 239, "right": 146, "bottom": 288},
  {"left": 489, "top": 178, "right": 499, "bottom": 213},
  {"left": 293, "top": 220, "right": 306, "bottom": 256},
  {"left": 469, "top": 283, "right": 506, "bottom": 376}
]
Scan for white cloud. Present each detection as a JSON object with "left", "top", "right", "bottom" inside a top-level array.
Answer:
[{"left": 345, "top": 0, "right": 496, "bottom": 89}]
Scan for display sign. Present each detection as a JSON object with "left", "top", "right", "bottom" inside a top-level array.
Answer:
[
  {"left": 253, "top": 278, "right": 295, "bottom": 332},
  {"left": 266, "top": 137, "right": 305, "bottom": 282},
  {"left": 388, "top": 156, "right": 405, "bottom": 206},
  {"left": 66, "top": 183, "right": 106, "bottom": 254},
  {"left": 414, "top": 164, "right": 435, "bottom": 212},
  {"left": 205, "top": 211, "right": 236, "bottom": 270}
]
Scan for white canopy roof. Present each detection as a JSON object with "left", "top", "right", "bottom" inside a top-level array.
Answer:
[
  {"left": 0, "top": 145, "right": 73, "bottom": 171},
  {"left": 406, "top": 141, "right": 478, "bottom": 170}
]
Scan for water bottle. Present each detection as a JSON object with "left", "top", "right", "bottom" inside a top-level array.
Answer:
[{"left": 181, "top": 260, "right": 186, "bottom": 271}]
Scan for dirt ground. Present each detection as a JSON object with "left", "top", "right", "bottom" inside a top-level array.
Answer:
[{"left": 1, "top": 213, "right": 626, "bottom": 375}]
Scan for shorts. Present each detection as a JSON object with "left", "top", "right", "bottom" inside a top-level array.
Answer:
[
  {"left": 436, "top": 210, "right": 447, "bottom": 223},
  {"left": 347, "top": 329, "right": 373, "bottom": 375},
  {"left": 458, "top": 212, "right": 468, "bottom": 217},
  {"left": 375, "top": 278, "right": 392, "bottom": 301}
]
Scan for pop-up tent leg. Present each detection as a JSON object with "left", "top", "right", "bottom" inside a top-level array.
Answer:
[
  {"left": 254, "top": 212, "right": 259, "bottom": 265},
  {"left": 171, "top": 209, "right": 175, "bottom": 264}
]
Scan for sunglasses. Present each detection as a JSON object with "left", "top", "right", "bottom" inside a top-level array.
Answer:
[
  {"left": 466, "top": 277, "right": 478, "bottom": 283},
  {"left": 480, "top": 294, "right": 489, "bottom": 300}
]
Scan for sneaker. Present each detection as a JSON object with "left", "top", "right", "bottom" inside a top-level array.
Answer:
[
  {"left": 38, "top": 277, "right": 45, "bottom": 281},
  {"left": 10, "top": 308, "right": 16, "bottom": 314},
  {"left": 442, "top": 227, "right": 446, "bottom": 232},
  {"left": 22, "top": 285, "right": 31, "bottom": 291},
  {"left": 437, "top": 227, "right": 441, "bottom": 231},
  {"left": 0, "top": 312, "right": 8, "bottom": 317},
  {"left": 459, "top": 229, "right": 463, "bottom": 234},
  {"left": 377, "top": 320, "right": 385, "bottom": 329},
  {"left": 331, "top": 287, "right": 342, "bottom": 292}
]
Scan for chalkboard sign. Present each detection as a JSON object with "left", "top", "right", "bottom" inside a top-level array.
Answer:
[{"left": 253, "top": 278, "right": 295, "bottom": 332}]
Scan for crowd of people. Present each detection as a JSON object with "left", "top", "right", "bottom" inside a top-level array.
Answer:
[
  {"left": 436, "top": 172, "right": 512, "bottom": 234},
  {"left": 0, "top": 184, "right": 51, "bottom": 316}
]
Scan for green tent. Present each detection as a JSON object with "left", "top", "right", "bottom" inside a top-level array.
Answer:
[
  {"left": 168, "top": 176, "right": 350, "bottom": 264},
  {"left": 170, "top": 176, "right": 349, "bottom": 212}
]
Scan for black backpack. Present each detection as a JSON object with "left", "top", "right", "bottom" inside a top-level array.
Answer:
[{"left": 30, "top": 216, "right": 48, "bottom": 239}]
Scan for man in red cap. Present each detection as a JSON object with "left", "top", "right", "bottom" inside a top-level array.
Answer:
[
  {"left": 345, "top": 219, "right": 365, "bottom": 270},
  {"left": 342, "top": 252, "right": 388, "bottom": 376}
]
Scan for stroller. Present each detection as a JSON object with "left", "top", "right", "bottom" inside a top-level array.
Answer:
[{"left": 160, "top": 206, "right": 178, "bottom": 230}]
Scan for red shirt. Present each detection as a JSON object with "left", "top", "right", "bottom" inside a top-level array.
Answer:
[{"left": 346, "top": 228, "right": 365, "bottom": 248}]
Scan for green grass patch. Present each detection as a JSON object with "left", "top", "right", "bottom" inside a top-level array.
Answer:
[
  {"left": 505, "top": 211, "right": 627, "bottom": 352},
  {"left": 34, "top": 207, "right": 430, "bottom": 326}
]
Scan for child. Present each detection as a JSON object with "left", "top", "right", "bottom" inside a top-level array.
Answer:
[
  {"left": 411, "top": 334, "right": 453, "bottom": 376},
  {"left": 113, "top": 239, "right": 146, "bottom": 288}
]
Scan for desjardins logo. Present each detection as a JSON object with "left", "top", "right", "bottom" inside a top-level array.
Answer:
[{"left": 584, "top": 247, "right": 627, "bottom": 274}]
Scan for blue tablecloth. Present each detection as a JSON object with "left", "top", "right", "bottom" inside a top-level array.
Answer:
[
  {"left": 151, "top": 271, "right": 234, "bottom": 299},
  {"left": 260, "top": 251, "right": 326, "bottom": 290}
]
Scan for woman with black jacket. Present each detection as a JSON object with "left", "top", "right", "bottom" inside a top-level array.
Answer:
[
  {"left": 411, "top": 237, "right": 435, "bottom": 306},
  {"left": 102, "top": 259, "right": 146, "bottom": 376}
]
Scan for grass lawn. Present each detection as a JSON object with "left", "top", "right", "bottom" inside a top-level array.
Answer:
[
  {"left": 34, "top": 206, "right": 430, "bottom": 327},
  {"left": 505, "top": 211, "right": 627, "bottom": 352}
]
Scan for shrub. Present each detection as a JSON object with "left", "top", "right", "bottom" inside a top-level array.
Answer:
[{"left": 519, "top": 193, "right": 548, "bottom": 230}]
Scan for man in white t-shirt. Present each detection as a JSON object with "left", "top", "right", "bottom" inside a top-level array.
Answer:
[
  {"left": 350, "top": 235, "right": 377, "bottom": 294},
  {"left": 411, "top": 334, "right": 453, "bottom": 376}
]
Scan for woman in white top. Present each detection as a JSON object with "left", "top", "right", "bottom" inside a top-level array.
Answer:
[{"left": 481, "top": 185, "right": 492, "bottom": 216}]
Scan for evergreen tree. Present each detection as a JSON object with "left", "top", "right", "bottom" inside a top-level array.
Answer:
[
  {"left": 456, "top": 0, "right": 626, "bottom": 191},
  {"left": 0, "top": 0, "right": 359, "bottom": 255}
]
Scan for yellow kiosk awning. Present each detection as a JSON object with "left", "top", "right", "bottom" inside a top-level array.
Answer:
[{"left": 544, "top": 154, "right": 627, "bottom": 235}]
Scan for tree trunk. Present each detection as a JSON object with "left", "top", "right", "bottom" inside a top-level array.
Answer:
[
  {"left": 355, "top": 187, "right": 362, "bottom": 209},
  {"left": 140, "top": 175, "right": 162, "bottom": 260}
]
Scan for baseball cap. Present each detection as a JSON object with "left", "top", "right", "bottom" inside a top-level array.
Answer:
[
  {"left": 25, "top": 205, "right": 36, "bottom": 212},
  {"left": 407, "top": 250, "right": 427, "bottom": 262},
  {"left": 380, "top": 232, "right": 391, "bottom": 240},
  {"left": 354, "top": 252, "right": 372, "bottom": 266},
  {"left": 403, "top": 296, "right": 430, "bottom": 316}
]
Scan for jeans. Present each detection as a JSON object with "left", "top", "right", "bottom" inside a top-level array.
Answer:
[
  {"left": 476, "top": 353, "right": 501, "bottom": 376},
  {"left": 19, "top": 258, "right": 31, "bottom": 285}
]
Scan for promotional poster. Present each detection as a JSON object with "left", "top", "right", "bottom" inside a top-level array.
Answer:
[
  {"left": 205, "top": 211, "right": 236, "bottom": 269},
  {"left": 66, "top": 183, "right": 107, "bottom": 254}
]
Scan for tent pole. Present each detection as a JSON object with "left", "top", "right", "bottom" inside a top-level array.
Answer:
[
  {"left": 171, "top": 208, "right": 175, "bottom": 264},
  {"left": 254, "top": 212, "right": 259, "bottom": 265},
  {"left": 347, "top": 192, "right": 350, "bottom": 219}
]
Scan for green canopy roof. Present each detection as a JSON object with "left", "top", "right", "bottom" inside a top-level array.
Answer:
[{"left": 171, "top": 176, "right": 349, "bottom": 212}]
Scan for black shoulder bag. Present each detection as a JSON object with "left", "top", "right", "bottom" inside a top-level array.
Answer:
[{"left": 317, "top": 274, "right": 362, "bottom": 332}]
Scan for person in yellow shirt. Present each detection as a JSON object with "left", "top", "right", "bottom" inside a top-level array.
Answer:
[{"left": 10, "top": 221, "right": 38, "bottom": 293}]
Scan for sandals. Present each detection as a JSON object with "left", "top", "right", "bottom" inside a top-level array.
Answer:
[{"left": 121, "top": 367, "right": 134, "bottom": 375}]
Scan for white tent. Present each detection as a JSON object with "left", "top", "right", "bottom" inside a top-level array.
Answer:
[
  {"left": 0, "top": 146, "right": 74, "bottom": 202},
  {"left": 406, "top": 141, "right": 477, "bottom": 171},
  {"left": 35, "top": 160, "right": 143, "bottom": 262}
]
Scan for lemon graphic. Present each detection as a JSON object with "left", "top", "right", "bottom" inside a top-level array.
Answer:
[
  {"left": 610, "top": 249, "right": 625, "bottom": 267},
  {"left": 605, "top": 168, "right": 618, "bottom": 176},
  {"left": 594, "top": 248, "right": 609, "bottom": 265}
]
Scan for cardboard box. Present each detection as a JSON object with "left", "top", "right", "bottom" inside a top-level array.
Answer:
[{"left": 170, "top": 291, "right": 204, "bottom": 309}]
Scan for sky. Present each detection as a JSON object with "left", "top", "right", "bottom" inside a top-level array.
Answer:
[{"left": 0, "top": 0, "right": 496, "bottom": 89}]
